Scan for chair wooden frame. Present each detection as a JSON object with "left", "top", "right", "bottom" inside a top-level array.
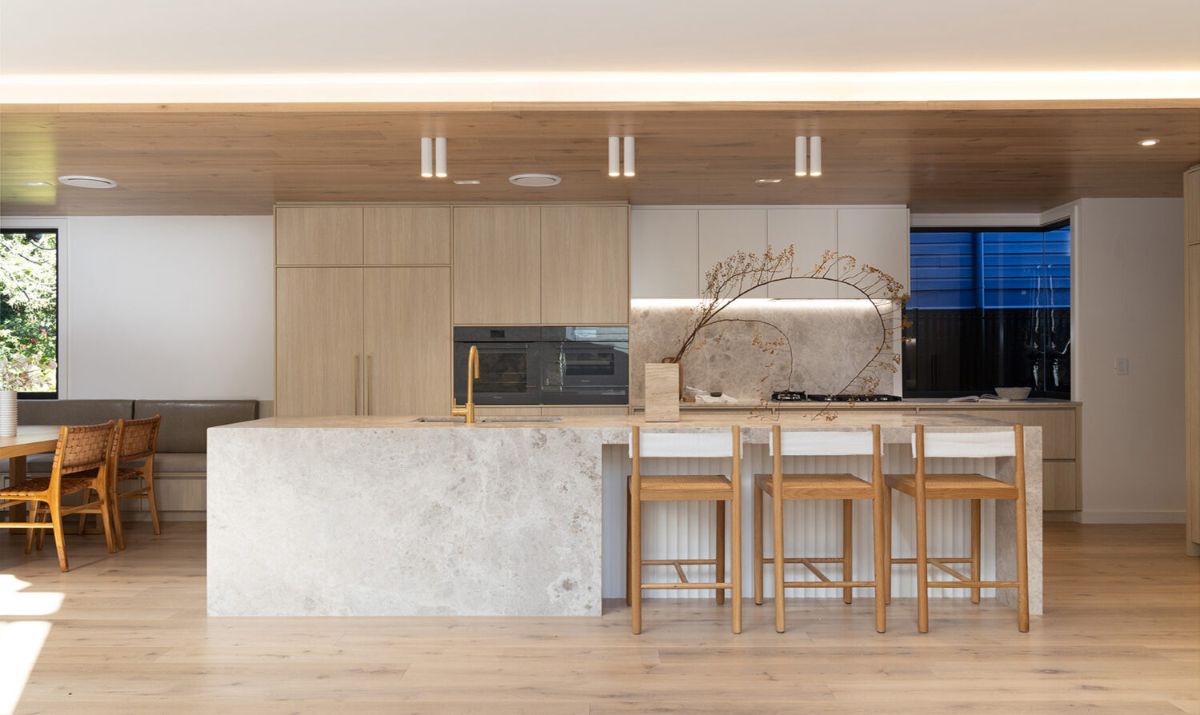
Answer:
[
  {"left": 0, "top": 422, "right": 118, "bottom": 571},
  {"left": 753, "top": 424, "right": 887, "bottom": 633},
  {"left": 627, "top": 425, "right": 742, "bottom": 635},
  {"left": 883, "top": 423, "right": 1029, "bottom": 633},
  {"left": 102, "top": 415, "right": 163, "bottom": 549}
]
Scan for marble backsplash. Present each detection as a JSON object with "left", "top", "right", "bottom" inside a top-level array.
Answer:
[{"left": 629, "top": 300, "right": 899, "bottom": 404}]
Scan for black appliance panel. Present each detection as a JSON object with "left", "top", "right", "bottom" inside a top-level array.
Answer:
[
  {"left": 453, "top": 327, "right": 541, "bottom": 405},
  {"left": 539, "top": 326, "right": 629, "bottom": 405}
]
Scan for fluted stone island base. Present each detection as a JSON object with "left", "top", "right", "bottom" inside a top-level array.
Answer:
[{"left": 207, "top": 414, "right": 1042, "bottom": 617}]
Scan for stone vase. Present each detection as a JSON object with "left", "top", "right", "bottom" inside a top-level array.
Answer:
[
  {"left": 644, "top": 363, "right": 681, "bottom": 423},
  {"left": 0, "top": 390, "right": 16, "bottom": 438}
]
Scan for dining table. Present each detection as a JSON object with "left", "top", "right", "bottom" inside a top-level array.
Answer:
[{"left": 1, "top": 425, "right": 61, "bottom": 524}]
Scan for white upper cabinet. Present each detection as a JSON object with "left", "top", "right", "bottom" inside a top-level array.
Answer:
[
  {"left": 630, "top": 210, "right": 699, "bottom": 298},
  {"left": 629, "top": 205, "right": 909, "bottom": 302},
  {"left": 766, "top": 208, "right": 838, "bottom": 299},
  {"left": 834, "top": 207, "right": 910, "bottom": 299},
  {"left": 698, "top": 209, "right": 768, "bottom": 298}
]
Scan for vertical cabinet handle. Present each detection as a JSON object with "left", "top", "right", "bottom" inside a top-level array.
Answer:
[
  {"left": 365, "top": 355, "right": 373, "bottom": 416},
  {"left": 354, "top": 354, "right": 361, "bottom": 416}
]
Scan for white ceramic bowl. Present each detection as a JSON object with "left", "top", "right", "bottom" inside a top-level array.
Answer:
[{"left": 995, "top": 386, "right": 1032, "bottom": 401}]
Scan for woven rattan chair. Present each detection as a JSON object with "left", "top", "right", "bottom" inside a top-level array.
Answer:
[
  {"left": 109, "top": 415, "right": 163, "bottom": 549},
  {"left": 0, "top": 421, "right": 118, "bottom": 571}
]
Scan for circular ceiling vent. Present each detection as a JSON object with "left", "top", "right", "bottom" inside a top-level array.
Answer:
[
  {"left": 508, "top": 173, "right": 561, "bottom": 188},
  {"left": 58, "top": 175, "right": 118, "bottom": 189}
]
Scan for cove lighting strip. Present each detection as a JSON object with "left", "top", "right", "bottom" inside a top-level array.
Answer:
[
  {"left": 2, "top": 71, "right": 1198, "bottom": 104},
  {"left": 631, "top": 298, "right": 893, "bottom": 309}
]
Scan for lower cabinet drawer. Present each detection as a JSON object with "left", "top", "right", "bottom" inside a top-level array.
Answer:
[{"left": 1043, "top": 461, "right": 1079, "bottom": 511}]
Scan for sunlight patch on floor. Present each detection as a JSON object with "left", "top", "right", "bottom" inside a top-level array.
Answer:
[
  {"left": 0, "top": 575, "right": 63, "bottom": 617},
  {"left": 0, "top": 621, "right": 51, "bottom": 715}
]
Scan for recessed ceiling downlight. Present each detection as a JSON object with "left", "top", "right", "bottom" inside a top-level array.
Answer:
[
  {"left": 508, "top": 173, "right": 561, "bottom": 188},
  {"left": 58, "top": 175, "right": 118, "bottom": 189}
]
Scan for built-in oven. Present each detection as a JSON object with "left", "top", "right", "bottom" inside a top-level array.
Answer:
[
  {"left": 539, "top": 326, "right": 629, "bottom": 405},
  {"left": 453, "top": 327, "right": 542, "bottom": 405}
]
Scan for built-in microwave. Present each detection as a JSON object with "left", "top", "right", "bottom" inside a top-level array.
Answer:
[
  {"left": 453, "top": 326, "right": 629, "bottom": 406},
  {"left": 539, "top": 326, "right": 629, "bottom": 405}
]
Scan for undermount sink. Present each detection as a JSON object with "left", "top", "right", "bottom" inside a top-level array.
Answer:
[
  {"left": 412, "top": 415, "right": 562, "bottom": 423},
  {"left": 480, "top": 416, "right": 561, "bottom": 423}
]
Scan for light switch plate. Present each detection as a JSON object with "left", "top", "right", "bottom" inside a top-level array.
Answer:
[{"left": 1114, "top": 357, "right": 1130, "bottom": 376}]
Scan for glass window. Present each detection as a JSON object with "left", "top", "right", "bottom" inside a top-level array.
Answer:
[
  {"left": 0, "top": 229, "right": 58, "bottom": 397},
  {"left": 903, "top": 221, "right": 1070, "bottom": 398}
]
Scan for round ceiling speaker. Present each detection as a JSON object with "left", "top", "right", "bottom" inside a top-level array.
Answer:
[
  {"left": 508, "top": 173, "right": 561, "bottom": 188},
  {"left": 58, "top": 175, "right": 118, "bottom": 189}
]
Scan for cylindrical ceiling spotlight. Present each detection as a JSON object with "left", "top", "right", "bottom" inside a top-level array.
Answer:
[
  {"left": 623, "top": 136, "right": 636, "bottom": 177},
  {"left": 608, "top": 137, "right": 620, "bottom": 177},
  {"left": 809, "top": 136, "right": 822, "bottom": 177},
  {"left": 420, "top": 137, "right": 433, "bottom": 178},
  {"left": 795, "top": 136, "right": 808, "bottom": 177},
  {"left": 434, "top": 136, "right": 447, "bottom": 178}
]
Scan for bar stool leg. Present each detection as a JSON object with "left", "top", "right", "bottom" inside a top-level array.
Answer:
[
  {"left": 715, "top": 500, "right": 726, "bottom": 606},
  {"left": 630, "top": 486, "right": 643, "bottom": 635},
  {"left": 915, "top": 489, "right": 929, "bottom": 633},
  {"left": 882, "top": 487, "right": 892, "bottom": 606},
  {"left": 772, "top": 487, "right": 785, "bottom": 632},
  {"left": 753, "top": 485, "right": 764, "bottom": 606},
  {"left": 625, "top": 479, "right": 632, "bottom": 607},
  {"left": 1016, "top": 492, "right": 1030, "bottom": 633},
  {"left": 842, "top": 499, "right": 854, "bottom": 604},
  {"left": 871, "top": 492, "right": 887, "bottom": 633},
  {"left": 970, "top": 499, "right": 982, "bottom": 605},
  {"left": 731, "top": 479, "right": 742, "bottom": 635}
]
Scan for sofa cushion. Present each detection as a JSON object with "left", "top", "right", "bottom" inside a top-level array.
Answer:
[
  {"left": 16, "top": 400, "right": 133, "bottom": 427},
  {"left": 4, "top": 452, "right": 207, "bottom": 477},
  {"left": 6, "top": 453, "right": 56, "bottom": 475},
  {"left": 133, "top": 400, "right": 257, "bottom": 454},
  {"left": 149, "top": 452, "right": 206, "bottom": 474}
]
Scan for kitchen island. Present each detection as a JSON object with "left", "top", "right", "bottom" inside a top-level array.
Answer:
[{"left": 207, "top": 413, "right": 1042, "bottom": 617}]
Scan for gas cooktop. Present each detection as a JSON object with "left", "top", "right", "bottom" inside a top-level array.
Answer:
[{"left": 771, "top": 390, "right": 903, "bottom": 403}]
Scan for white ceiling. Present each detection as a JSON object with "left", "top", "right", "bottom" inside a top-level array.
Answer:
[{"left": 4, "top": 0, "right": 1200, "bottom": 75}]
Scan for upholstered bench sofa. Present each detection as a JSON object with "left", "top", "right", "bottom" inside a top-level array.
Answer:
[{"left": 2, "top": 399, "right": 259, "bottom": 521}]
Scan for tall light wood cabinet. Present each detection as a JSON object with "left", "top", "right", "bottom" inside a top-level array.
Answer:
[
  {"left": 364, "top": 267, "right": 452, "bottom": 416},
  {"left": 364, "top": 207, "right": 451, "bottom": 265},
  {"left": 276, "top": 207, "right": 364, "bottom": 265},
  {"left": 276, "top": 267, "right": 364, "bottom": 417},
  {"left": 453, "top": 206, "right": 542, "bottom": 325},
  {"left": 541, "top": 206, "right": 629, "bottom": 324},
  {"left": 1185, "top": 165, "right": 1200, "bottom": 555},
  {"left": 276, "top": 205, "right": 454, "bottom": 417}
]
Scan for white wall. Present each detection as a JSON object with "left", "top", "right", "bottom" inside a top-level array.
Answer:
[
  {"left": 1073, "top": 198, "right": 1186, "bottom": 523},
  {"left": 4, "top": 215, "right": 275, "bottom": 400}
]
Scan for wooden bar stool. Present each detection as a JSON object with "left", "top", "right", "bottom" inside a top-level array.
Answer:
[
  {"left": 884, "top": 424, "right": 1029, "bottom": 633},
  {"left": 0, "top": 421, "right": 118, "bottom": 571},
  {"left": 753, "top": 424, "right": 887, "bottom": 633},
  {"left": 627, "top": 425, "right": 742, "bottom": 634}
]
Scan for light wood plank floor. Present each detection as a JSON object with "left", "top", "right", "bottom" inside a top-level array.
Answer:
[{"left": 1, "top": 523, "right": 1197, "bottom": 714}]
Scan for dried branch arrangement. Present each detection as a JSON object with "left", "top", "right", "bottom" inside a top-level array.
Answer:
[{"left": 669, "top": 245, "right": 908, "bottom": 411}]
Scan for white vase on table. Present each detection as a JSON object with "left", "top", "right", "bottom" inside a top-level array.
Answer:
[{"left": 0, "top": 390, "right": 17, "bottom": 438}]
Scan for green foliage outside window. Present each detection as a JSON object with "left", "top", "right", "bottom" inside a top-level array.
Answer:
[{"left": 0, "top": 230, "right": 57, "bottom": 393}]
